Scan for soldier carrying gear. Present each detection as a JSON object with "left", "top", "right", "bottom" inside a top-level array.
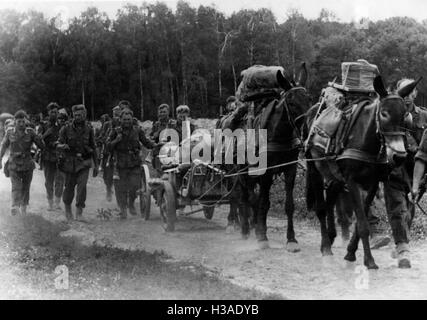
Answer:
[
  {"left": 38, "top": 102, "right": 65, "bottom": 211},
  {"left": 98, "top": 105, "right": 122, "bottom": 201},
  {"left": 150, "top": 104, "right": 176, "bottom": 172},
  {"left": 0, "top": 110, "right": 45, "bottom": 216},
  {"left": 106, "top": 108, "right": 157, "bottom": 219},
  {"left": 57, "top": 104, "right": 98, "bottom": 221},
  {"left": 382, "top": 78, "right": 427, "bottom": 269}
]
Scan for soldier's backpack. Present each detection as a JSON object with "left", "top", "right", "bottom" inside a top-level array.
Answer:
[{"left": 3, "top": 159, "right": 10, "bottom": 178}]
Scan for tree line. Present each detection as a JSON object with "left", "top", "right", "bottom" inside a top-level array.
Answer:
[{"left": 1, "top": 2, "right": 427, "bottom": 120}]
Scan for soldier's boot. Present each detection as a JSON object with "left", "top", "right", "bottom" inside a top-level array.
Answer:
[
  {"left": 11, "top": 206, "right": 19, "bottom": 216},
  {"left": 370, "top": 234, "right": 391, "bottom": 250},
  {"left": 47, "top": 199, "right": 54, "bottom": 211},
  {"left": 119, "top": 207, "right": 127, "bottom": 220},
  {"left": 106, "top": 187, "right": 113, "bottom": 202},
  {"left": 396, "top": 242, "right": 411, "bottom": 269},
  {"left": 65, "top": 204, "right": 73, "bottom": 221},
  {"left": 54, "top": 197, "right": 62, "bottom": 210},
  {"left": 20, "top": 205, "right": 27, "bottom": 215},
  {"left": 75, "top": 207, "right": 86, "bottom": 222},
  {"left": 129, "top": 203, "right": 137, "bottom": 216}
]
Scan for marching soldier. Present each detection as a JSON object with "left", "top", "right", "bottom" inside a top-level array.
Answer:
[
  {"left": 57, "top": 104, "right": 98, "bottom": 221},
  {"left": 38, "top": 102, "right": 64, "bottom": 211},
  {"left": 150, "top": 103, "right": 176, "bottom": 173},
  {"left": 0, "top": 110, "right": 45, "bottom": 215},
  {"left": 383, "top": 78, "right": 427, "bottom": 268},
  {"left": 175, "top": 105, "right": 196, "bottom": 142},
  {"left": 106, "top": 108, "right": 157, "bottom": 219},
  {"left": 99, "top": 106, "right": 122, "bottom": 201}
]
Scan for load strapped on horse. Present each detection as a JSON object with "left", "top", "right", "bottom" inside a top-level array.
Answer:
[{"left": 305, "top": 59, "right": 380, "bottom": 159}]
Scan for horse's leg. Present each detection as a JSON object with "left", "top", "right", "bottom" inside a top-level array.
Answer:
[
  {"left": 247, "top": 179, "right": 258, "bottom": 229},
  {"left": 344, "top": 224, "right": 360, "bottom": 262},
  {"left": 226, "top": 201, "right": 238, "bottom": 233},
  {"left": 255, "top": 173, "right": 273, "bottom": 249},
  {"left": 346, "top": 179, "right": 378, "bottom": 269},
  {"left": 308, "top": 159, "right": 333, "bottom": 256},
  {"left": 336, "top": 192, "right": 352, "bottom": 244},
  {"left": 325, "top": 183, "right": 340, "bottom": 246},
  {"left": 283, "top": 164, "right": 300, "bottom": 253},
  {"left": 237, "top": 178, "right": 250, "bottom": 239}
]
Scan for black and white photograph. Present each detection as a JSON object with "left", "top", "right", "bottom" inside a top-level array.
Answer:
[{"left": 1, "top": 0, "right": 427, "bottom": 305}]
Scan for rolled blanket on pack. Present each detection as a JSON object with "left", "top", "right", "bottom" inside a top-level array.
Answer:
[{"left": 236, "top": 65, "right": 286, "bottom": 102}]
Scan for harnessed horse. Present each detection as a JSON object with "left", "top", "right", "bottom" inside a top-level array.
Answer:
[
  {"left": 223, "top": 63, "right": 312, "bottom": 251},
  {"left": 304, "top": 76, "right": 419, "bottom": 269}
]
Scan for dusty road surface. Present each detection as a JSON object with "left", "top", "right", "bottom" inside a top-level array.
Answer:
[{"left": 1, "top": 168, "right": 427, "bottom": 299}]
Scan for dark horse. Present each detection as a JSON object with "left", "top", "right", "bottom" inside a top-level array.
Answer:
[
  {"left": 305, "top": 76, "right": 419, "bottom": 269},
  {"left": 223, "top": 63, "right": 312, "bottom": 251}
]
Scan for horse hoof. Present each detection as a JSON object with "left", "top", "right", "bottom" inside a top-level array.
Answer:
[
  {"left": 321, "top": 246, "right": 333, "bottom": 256},
  {"left": 365, "top": 260, "right": 379, "bottom": 270},
  {"left": 286, "top": 241, "right": 301, "bottom": 253},
  {"left": 258, "top": 240, "right": 270, "bottom": 250},
  {"left": 226, "top": 225, "right": 234, "bottom": 234},
  {"left": 344, "top": 252, "right": 356, "bottom": 262}
]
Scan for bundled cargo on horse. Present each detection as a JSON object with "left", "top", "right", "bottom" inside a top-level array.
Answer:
[
  {"left": 236, "top": 65, "right": 286, "bottom": 102},
  {"left": 305, "top": 59, "right": 379, "bottom": 156}
]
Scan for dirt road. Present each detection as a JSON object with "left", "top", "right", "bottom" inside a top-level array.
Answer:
[{"left": 1, "top": 168, "right": 427, "bottom": 299}]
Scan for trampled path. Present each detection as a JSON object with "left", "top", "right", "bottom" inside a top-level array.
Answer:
[{"left": 1, "top": 170, "right": 427, "bottom": 299}]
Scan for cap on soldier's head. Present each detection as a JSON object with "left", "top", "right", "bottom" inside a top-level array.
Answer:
[
  {"left": 112, "top": 105, "right": 121, "bottom": 112},
  {"left": 46, "top": 102, "right": 60, "bottom": 112},
  {"left": 118, "top": 100, "right": 132, "bottom": 109},
  {"left": 176, "top": 105, "right": 190, "bottom": 113},
  {"left": 397, "top": 78, "right": 415, "bottom": 91},
  {"left": 5, "top": 119, "right": 14, "bottom": 126},
  {"left": 58, "top": 108, "right": 68, "bottom": 116},
  {"left": 71, "top": 104, "right": 86, "bottom": 113},
  {"left": 226, "top": 96, "right": 237, "bottom": 104},
  {"left": 158, "top": 103, "right": 170, "bottom": 111},
  {"left": 14, "top": 109, "right": 28, "bottom": 119}
]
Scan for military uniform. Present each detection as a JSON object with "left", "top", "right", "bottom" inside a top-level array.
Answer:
[
  {"left": 106, "top": 124, "right": 155, "bottom": 218},
  {"left": 38, "top": 119, "right": 64, "bottom": 208},
  {"left": 150, "top": 118, "right": 176, "bottom": 173},
  {"left": 99, "top": 118, "right": 121, "bottom": 197},
  {"left": 175, "top": 120, "right": 196, "bottom": 142},
  {"left": 57, "top": 120, "right": 97, "bottom": 217},
  {"left": 0, "top": 126, "right": 44, "bottom": 214},
  {"left": 383, "top": 104, "right": 427, "bottom": 248}
]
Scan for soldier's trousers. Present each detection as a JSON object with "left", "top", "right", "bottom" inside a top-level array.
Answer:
[
  {"left": 102, "top": 162, "right": 113, "bottom": 192},
  {"left": 383, "top": 165, "right": 414, "bottom": 245},
  {"left": 9, "top": 169, "right": 33, "bottom": 207},
  {"left": 63, "top": 168, "right": 90, "bottom": 208},
  {"left": 43, "top": 160, "right": 64, "bottom": 200},
  {"left": 114, "top": 167, "right": 141, "bottom": 209}
]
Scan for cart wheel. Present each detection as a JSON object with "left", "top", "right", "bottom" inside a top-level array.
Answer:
[
  {"left": 203, "top": 206, "right": 214, "bottom": 220},
  {"left": 159, "top": 181, "right": 176, "bottom": 232},
  {"left": 140, "top": 164, "right": 151, "bottom": 220}
]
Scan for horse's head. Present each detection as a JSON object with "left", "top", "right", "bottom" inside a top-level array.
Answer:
[
  {"left": 374, "top": 75, "right": 422, "bottom": 166},
  {"left": 277, "top": 62, "right": 312, "bottom": 129}
]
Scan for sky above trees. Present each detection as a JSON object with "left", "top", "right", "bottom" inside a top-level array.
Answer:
[{"left": 2, "top": 0, "right": 427, "bottom": 24}]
